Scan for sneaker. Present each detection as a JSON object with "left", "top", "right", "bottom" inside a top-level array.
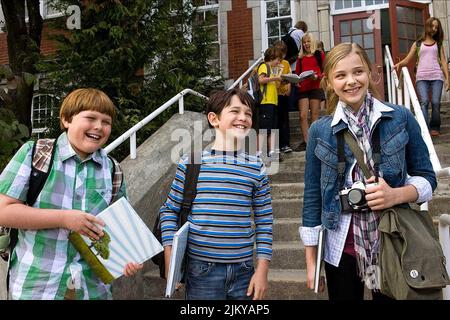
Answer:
[
  {"left": 294, "top": 142, "right": 307, "bottom": 152},
  {"left": 281, "top": 146, "right": 293, "bottom": 153},
  {"left": 430, "top": 130, "right": 440, "bottom": 137}
]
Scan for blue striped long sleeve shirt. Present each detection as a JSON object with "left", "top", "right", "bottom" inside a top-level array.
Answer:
[{"left": 159, "top": 149, "right": 273, "bottom": 262}]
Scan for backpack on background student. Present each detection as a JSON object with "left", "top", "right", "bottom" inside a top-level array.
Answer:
[
  {"left": 246, "top": 62, "right": 270, "bottom": 104},
  {"left": 282, "top": 29, "right": 300, "bottom": 64}
]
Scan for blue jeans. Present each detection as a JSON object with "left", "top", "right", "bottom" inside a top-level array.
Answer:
[
  {"left": 185, "top": 257, "right": 254, "bottom": 300},
  {"left": 416, "top": 80, "right": 443, "bottom": 131}
]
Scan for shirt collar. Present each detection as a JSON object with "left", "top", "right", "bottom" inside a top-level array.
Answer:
[
  {"left": 57, "top": 132, "right": 105, "bottom": 165},
  {"left": 331, "top": 97, "right": 394, "bottom": 128}
]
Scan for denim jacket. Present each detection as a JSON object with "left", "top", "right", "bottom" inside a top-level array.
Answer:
[{"left": 302, "top": 101, "right": 437, "bottom": 231}]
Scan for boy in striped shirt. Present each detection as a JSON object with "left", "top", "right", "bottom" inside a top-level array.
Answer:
[
  {"left": 0, "top": 88, "right": 142, "bottom": 300},
  {"left": 160, "top": 88, "right": 273, "bottom": 300}
]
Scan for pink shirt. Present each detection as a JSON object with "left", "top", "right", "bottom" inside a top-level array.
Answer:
[{"left": 416, "top": 42, "right": 444, "bottom": 82}]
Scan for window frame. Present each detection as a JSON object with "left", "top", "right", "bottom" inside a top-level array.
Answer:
[{"left": 261, "top": 0, "right": 297, "bottom": 52}]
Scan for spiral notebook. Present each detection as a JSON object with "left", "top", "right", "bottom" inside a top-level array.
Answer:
[{"left": 69, "top": 197, "right": 163, "bottom": 284}]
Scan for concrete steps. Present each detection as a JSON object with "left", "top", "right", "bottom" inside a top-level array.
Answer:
[{"left": 141, "top": 102, "right": 450, "bottom": 301}]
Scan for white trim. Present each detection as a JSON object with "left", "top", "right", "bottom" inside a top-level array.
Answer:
[
  {"left": 260, "top": 0, "right": 296, "bottom": 52},
  {"left": 330, "top": 0, "right": 389, "bottom": 15}
]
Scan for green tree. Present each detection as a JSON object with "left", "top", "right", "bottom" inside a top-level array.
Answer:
[
  {"left": 0, "top": 0, "right": 42, "bottom": 171},
  {"left": 39, "top": 0, "right": 223, "bottom": 161}
]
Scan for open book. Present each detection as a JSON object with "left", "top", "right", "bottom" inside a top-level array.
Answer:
[
  {"left": 165, "top": 222, "right": 190, "bottom": 298},
  {"left": 69, "top": 197, "right": 163, "bottom": 284},
  {"left": 281, "top": 70, "right": 315, "bottom": 84}
]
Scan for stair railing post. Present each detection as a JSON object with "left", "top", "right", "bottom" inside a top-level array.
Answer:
[
  {"left": 179, "top": 95, "right": 184, "bottom": 115},
  {"left": 130, "top": 132, "right": 137, "bottom": 160},
  {"left": 386, "top": 56, "right": 392, "bottom": 103},
  {"left": 404, "top": 76, "right": 410, "bottom": 110}
]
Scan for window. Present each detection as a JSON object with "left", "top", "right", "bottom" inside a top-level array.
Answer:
[
  {"left": 262, "top": 0, "right": 295, "bottom": 50},
  {"left": 332, "top": 0, "right": 389, "bottom": 14},
  {"left": 193, "top": 0, "right": 220, "bottom": 72},
  {"left": 31, "top": 94, "right": 60, "bottom": 136}
]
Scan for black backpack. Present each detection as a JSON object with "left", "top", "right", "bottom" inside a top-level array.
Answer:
[
  {"left": 151, "top": 153, "right": 201, "bottom": 279},
  {"left": 282, "top": 29, "right": 300, "bottom": 64},
  {"left": 0, "top": 139, "right": 123, "bottom": 263},
  {"left": 246, "top": 62, "right": 270, "bottom": 104}
]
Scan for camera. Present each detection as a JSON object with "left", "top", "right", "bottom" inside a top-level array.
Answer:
[{"left": 339, "top": 181, "right": 377, "bottom": 213}]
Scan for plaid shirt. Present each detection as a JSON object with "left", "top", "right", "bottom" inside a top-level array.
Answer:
[{"left": 0, "top": 132, "right": 126, "bottom": 300}]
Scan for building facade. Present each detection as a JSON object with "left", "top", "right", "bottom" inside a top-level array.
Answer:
[{"left": 2, "top": 1, "right": 450, "bottom": 131}]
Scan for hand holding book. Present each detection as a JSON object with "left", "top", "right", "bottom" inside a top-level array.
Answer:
[{"left": 281, "top": 70, "right": 316, "bottom": 84}]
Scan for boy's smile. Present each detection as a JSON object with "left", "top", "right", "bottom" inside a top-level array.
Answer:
[
  {"left": 208, "top": 95, "right": 253, "bottom": 150},
  {"left": 62, "top": 110, "right": 112, "bottom": 159}
]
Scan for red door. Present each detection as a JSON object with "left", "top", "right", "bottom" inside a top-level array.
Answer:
[
  {"left": 389, "top": 0, "right": 430, "bottom": 82},
  {"left": 333, "top": 11, "right": 384, "bottom": 98}
]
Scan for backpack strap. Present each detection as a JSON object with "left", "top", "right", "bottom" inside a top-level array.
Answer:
[
  {"left": 108, "top": 155, "right": 123, "bottom": 204},
  {"left": 257, "top": 62, "right": 270, "bottom": 99},
  {"left": 179, "top": 152, "right": 201, "bottom": 227},
  {"left": 26, "top": 139, "right": 57, "bottom": 206}
]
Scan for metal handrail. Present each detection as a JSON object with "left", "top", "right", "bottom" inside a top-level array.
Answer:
[
  {"left": 104, "top": 88, "right": 207, "bottom": 159},
  {"left": 228, "top": 53, "right": 264, "bottom": 89},
  {"left": 384, "top": 45, "right": 447, "bottom": 175},
  {"left": 439, "top": 214, "right": 450, "bottom": 300},
  {"left": 385, "top": 45, "right": 450, "bottom": 300}
]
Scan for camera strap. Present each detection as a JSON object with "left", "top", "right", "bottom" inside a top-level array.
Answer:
[{"left": 336, "top": 125, "right": 381, "bottom": 186}]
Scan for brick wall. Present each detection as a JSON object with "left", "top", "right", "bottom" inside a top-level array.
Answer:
[
  {"left": 227, "top": 0, "right": 254, "bottom": 80},
  {"left": 0, "top": 23, "right": 64, "bottom": 66}
]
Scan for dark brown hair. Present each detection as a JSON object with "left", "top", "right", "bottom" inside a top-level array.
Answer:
[
  {"left": 295, "top": 20, "right": 308, "bottom": 32},
  {"left": 273, "top": 40, "right": 287, "bottom": 57},
  {"left": 205, "top": 88, "right": 255, "bottom": 127},
  {"left": 264, "top": 46, "right": 282, "bottom": 62},
  {"left": 421, "top": 17, "right": 444, "bottom": 44}
]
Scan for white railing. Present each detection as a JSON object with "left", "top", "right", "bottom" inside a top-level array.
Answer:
[
  {"left": 385, "top": 45, "right": 450, "bottom": 299},
  {"left": 104, "top": 88, "right": 207, "bottom": 159},
  {"left": 228, "top": 53, "right": 264, "bottom": 90},
  {"left": 439, "top": 214, "right": 450, "bottom": 300}
]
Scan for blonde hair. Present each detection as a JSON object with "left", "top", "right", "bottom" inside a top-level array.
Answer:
[
  {"left": 59, "top": 88, "right": 116, "bottom": 130},
  {"left": 320, "top": 43, "right": 380, "bottom": 114},
  {"left": 300, "top": 32, "right": 317, "bottom": 58}
]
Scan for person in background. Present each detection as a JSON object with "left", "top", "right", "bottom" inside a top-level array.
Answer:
[
  {"left": 394, "top": 17, "right": 450, "bottom": 136},
  {"left": 317, "top": 40, "right": 327, "bottom": 111},
  {"left": 295, "top": 32, "right": 325, "bottom": 151},
  {"left": 273, "top": 40, "right": 293, "bottom": 154}
]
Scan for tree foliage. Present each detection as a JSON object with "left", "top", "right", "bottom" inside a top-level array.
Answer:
[
  {"left": 39, "top": 0, "right": 223, "bottom": 161},
  {"left": 0, "top": 0, "right": 42, "bottom": 171}
]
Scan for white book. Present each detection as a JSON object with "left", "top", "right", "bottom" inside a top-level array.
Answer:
[
  {"left": 314, "top": 226, "right": 325, "bottom": 294},
  {"left": 69, "top": 197, "right": 163, "bottom": 284},
  {"left": 281, "top": 70, "right": 315, "bottom": 84},
  {"left": 165, "top": 222, "right": 190, "bottom": 298}
]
